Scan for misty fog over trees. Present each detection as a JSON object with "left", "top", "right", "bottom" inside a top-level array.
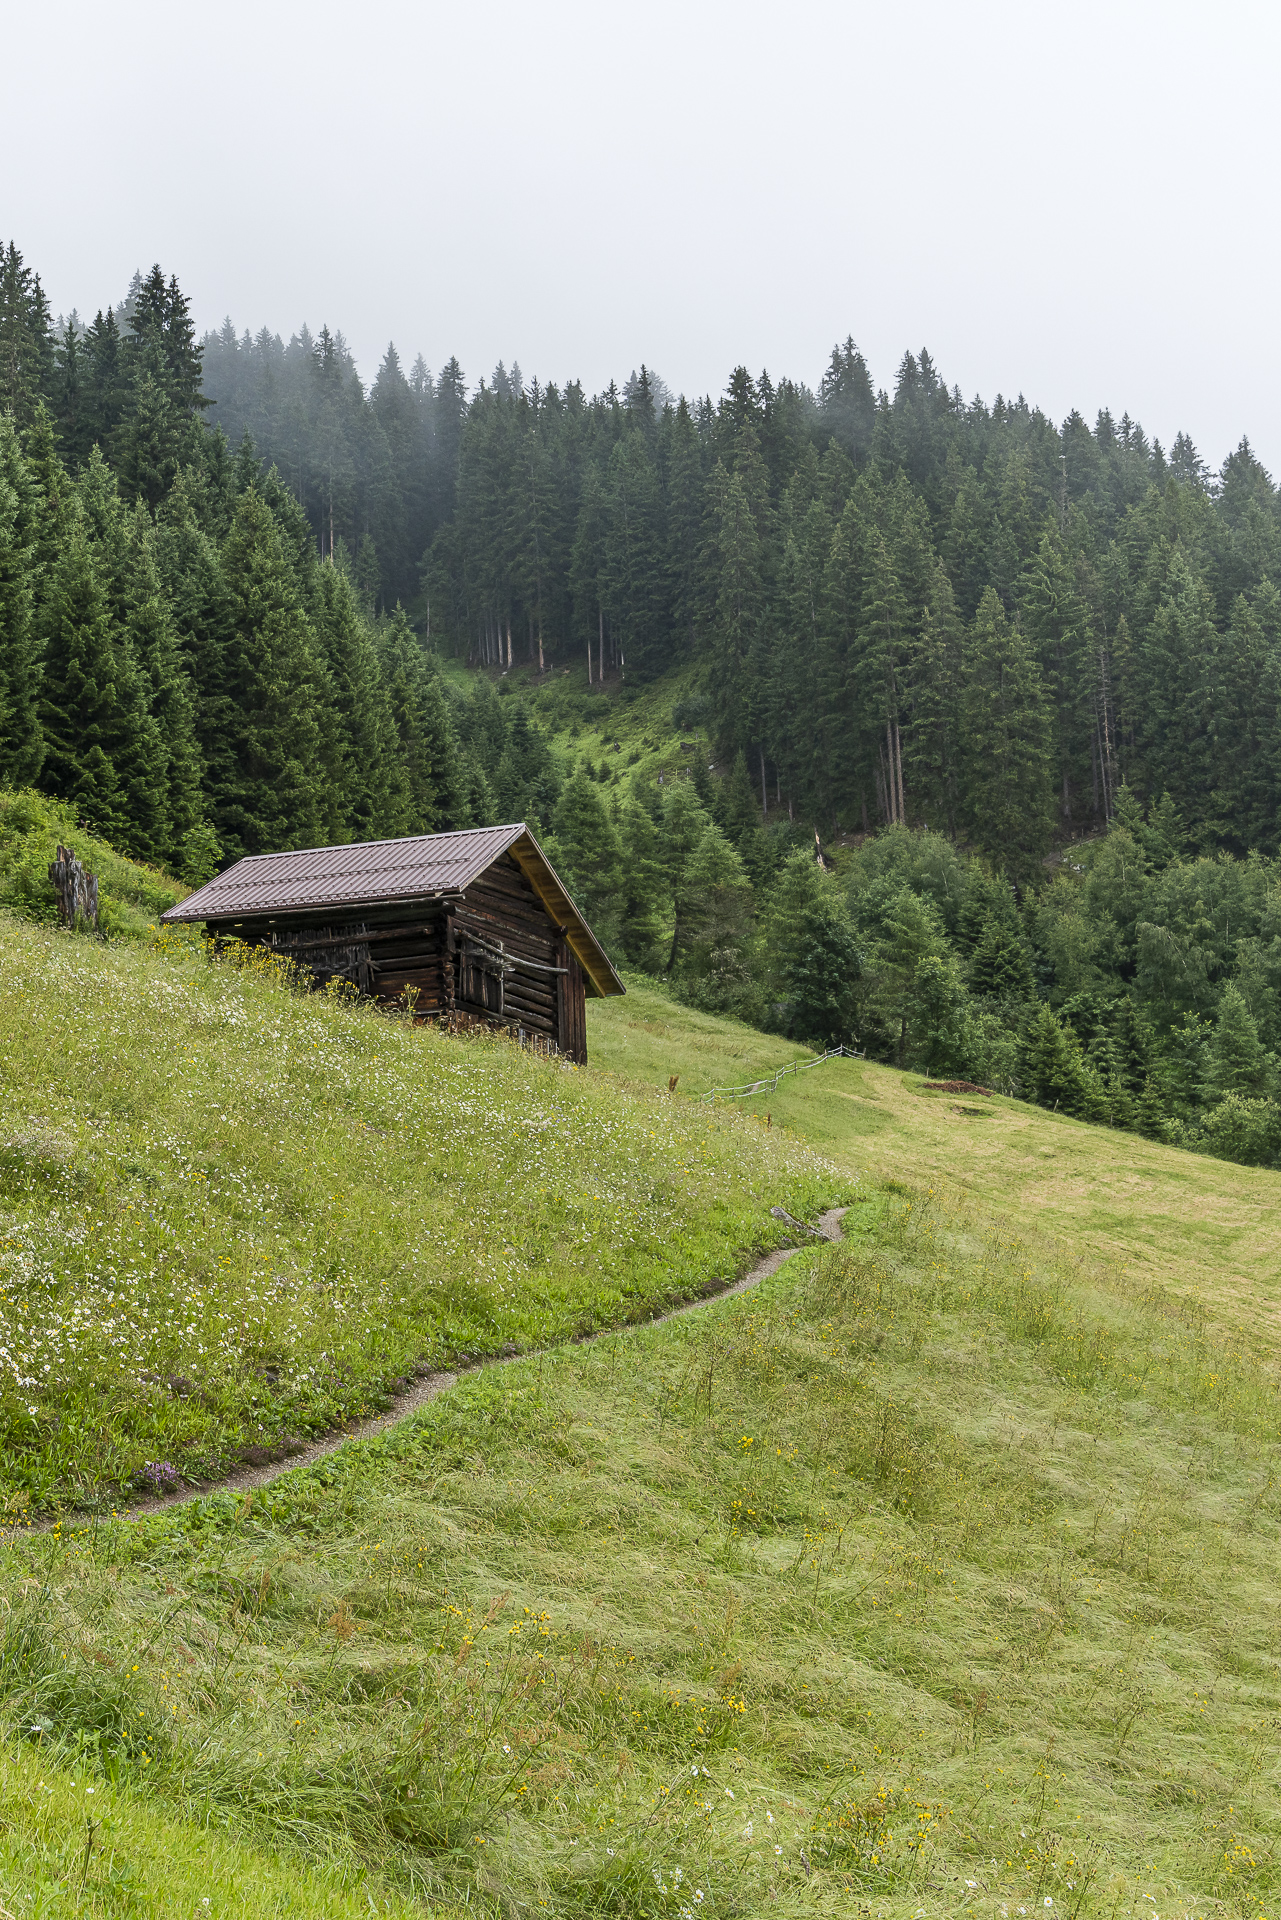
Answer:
[{"left": 8, "top": 237, "right": 1281, "bottom": 1169}]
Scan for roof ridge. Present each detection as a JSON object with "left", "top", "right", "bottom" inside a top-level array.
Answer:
[{"left": 233, "top": 821, "right": 526, "bottom": 865}]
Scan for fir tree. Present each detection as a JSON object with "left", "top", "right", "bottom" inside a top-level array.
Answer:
[
  {"left": 0, "top": 413, "right": 43, "bottom": 783},
  {"left": 215, "top": 488, "right": 327, "bottom": 856},
  {"left": 1203, "top": 982, "right": 1270, "bottom": 1100},
  {"left": 0, "top": 241, "right": 54, "bottom": 427},
  {"left": 959, "top": 588, "right": 1054, "bottom": 872}
]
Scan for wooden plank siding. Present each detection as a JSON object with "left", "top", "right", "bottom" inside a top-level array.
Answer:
[{"left": 206, "top": 852, "right": 591, "bottom": 1063}]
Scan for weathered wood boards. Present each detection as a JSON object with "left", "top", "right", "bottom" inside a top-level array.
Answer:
[
  {"left": 161, "top": 823, "right": 622, "bottom": 1064},
  {"left": 208, "top": 854, "right": 590, "bottom": 1060},
  {"left": 48, "top": 845, "right": 99, "bottom": 932}
]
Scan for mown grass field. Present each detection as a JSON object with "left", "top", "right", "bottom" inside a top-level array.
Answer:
[
  {"left": 592, "top": 980, "right": 1281, "bottom": 1348},
  {"left": 4, "top": 915, "right": 1281, "bottom": 1917},
  {"left": 6, "top": 1188, "right": 1281, "bottom": 1918}
]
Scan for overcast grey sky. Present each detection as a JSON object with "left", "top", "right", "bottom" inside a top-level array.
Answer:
[{"left": 5, "top": 0, "right": 1277, "bottom": 470}]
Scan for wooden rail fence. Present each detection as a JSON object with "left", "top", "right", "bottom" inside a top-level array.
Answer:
[{"left": 697, "top": 1043, "right": 863, "bottom": 1104}]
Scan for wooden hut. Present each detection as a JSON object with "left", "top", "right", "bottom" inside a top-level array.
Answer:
[{"left": 159, "top": 823, "right": 624, "bottom": 1063}]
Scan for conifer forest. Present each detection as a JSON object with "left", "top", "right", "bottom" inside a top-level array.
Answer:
[{"left": 6, "top": 239, "right": 1281, "bottom": 1166}]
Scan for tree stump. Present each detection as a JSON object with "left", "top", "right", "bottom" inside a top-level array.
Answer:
[{"left": 48, "top": 845, "right": 99, "bottom": 932}]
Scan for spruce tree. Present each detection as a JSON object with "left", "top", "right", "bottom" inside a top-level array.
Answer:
[
  {"left": 1136, "top": 554, "right": 1220, "bottom": 840},
  {"left": 115, "top": 338, "right": 196, "bottom": 510},
  {"left": 602, "top": 433, "right": 667, "bottom": 679},
  {"left": 314, "top": 563, "right": 405, "bottom": 840},
  {"left": 82, "top": 309, "right": 128, "bottom": 453},
  {"left": 215, "top": 488, "right": 327, "bottom": 856},
  {"left": 548, "top": 764, "right": 624, "bottom": 945},
  {"left": 1111, "top": 997, "right": 1155, "bottom": 1094},
  {"left": 0, "top": 413, "right": 43, "bottom": 783},
  {"left": 1018, "top": 527, "right": 1093, "bottom": 829},
  {"left": 1018, "top": 1003, "right": 1090, "bottom": 1114},
  {"left": 122, "top": 501, "right": 205, "bottom": 862},
  {"left": 707, "top": 463, "right": 763, "bottom": 750},
  {"left": 38, "top": 502, "right": 162, "bottom": 853},
  {"left": 155, "top": 469, "right": 237, "bottom": 821},
  {"left": 1203, "top": 982, "right": 1270, "bottom": 1100},
  {"left": 615, "top": 790, "right": 668, "bottom": 968},
  {"left": 715, "top": 748, "right": 770, "bottom": 878},
  {"left": 53, "top": 322, "right": 91, "bottom": 470},
  {"left": 959, "top": 587, "right": 1054, "bottom": 873},
  {"left": 906, "top": 562, "right": 964, "bottom": 835},
  {"left": 0, "top": 241, "right": 54, "bottom": 427},
  {"left": 968, "top": 921, "right": 1036, "bottom": 1000}
]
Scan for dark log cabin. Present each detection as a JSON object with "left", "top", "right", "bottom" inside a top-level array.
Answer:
[{"left": 159, "top": 823, "right": 624, "bottom": 1062}]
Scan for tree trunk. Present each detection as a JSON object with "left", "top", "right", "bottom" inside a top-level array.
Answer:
[
  {"left": 49, "top": 845, "right": 98, "bottom": 931},
  {"left": 759, "top": 744, "right": 768, "bottom": 822}
]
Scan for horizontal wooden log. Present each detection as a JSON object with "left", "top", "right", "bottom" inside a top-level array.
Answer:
[
  {"left": 371, "top": 951, "right": 442, "bottom": 972},
  {"left": 504, "top": 992, "right": 556, "bottom": 1021},
  {"left": 454, "top": 906, "right": 556, "bottom": 953},
  {"left": 502, "top": 1007, "right": 554, "bottom": 1034},
  {"left": 270, "top": 919, "right": 441, "bottom": 953},
  {"left": 457, "top": 898, "right": 555, "bottom": 936}
]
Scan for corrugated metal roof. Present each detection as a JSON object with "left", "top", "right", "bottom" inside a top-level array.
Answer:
[
  {"left": 162, "top": 823, "right": 526, "bottom": 922},
  {"left": 161, "top": 822, "right": 626, "bottom": 999}
]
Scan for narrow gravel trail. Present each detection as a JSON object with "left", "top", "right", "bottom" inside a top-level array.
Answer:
[{"left": 86, "top": 1205, "right": 848, "bottom": 1526}]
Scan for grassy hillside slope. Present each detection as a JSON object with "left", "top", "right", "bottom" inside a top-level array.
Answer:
[
  {"left": 591, "top": 981, "right": 1281, "bottom": 1347},
  {"left": 5, "top": 1186, "right": 1281, "bottom": 1919},
  {"left": 0, "top": 788, "right": 187, "bottom": 938},
  {"left": 0, "top": 918, "right": 844, "bottom": 1514},
  {"left": 5, "top": 892, "right": 1281, "bottom": 1917}
]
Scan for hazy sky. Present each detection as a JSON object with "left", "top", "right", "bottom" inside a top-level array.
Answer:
[{"left": 6, "top": 0, "right": 1277, "bottom": 471}]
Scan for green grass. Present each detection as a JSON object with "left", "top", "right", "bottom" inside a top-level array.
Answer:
[
  {"left": 441, "top": 653, "right": 714, "bottom": 801},
  {"left": 0, "top": 919, "right": 846, "bottom": 1513},
  {"left": 0, "top": 1741, "right": 444, "bottom": 1917},
  {"left": 4, "top": 1191, "right": 1280, "bottom": 1918},
  {"left": 0, "top": 788, "right": 187, "bottom": 939},
  {"left": 6, "top": 861, "right": 1281, "bottom": 1916},
  {"left": 590, "top": 978, "right": 1281, "bottom": 1348}
]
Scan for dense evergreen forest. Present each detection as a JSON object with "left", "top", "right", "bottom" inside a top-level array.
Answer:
[{"left": 6, "top": 237, "right": 1281, "bottom": 1169}]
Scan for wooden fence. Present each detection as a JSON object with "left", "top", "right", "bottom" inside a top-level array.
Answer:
[{"left": 697, "top": 1043, "right": 863, "bottom": 1104}]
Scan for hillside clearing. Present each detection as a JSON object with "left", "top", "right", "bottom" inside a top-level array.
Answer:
[{"left": 591, "top": 980, "right": 1281, "bottom": 1351}]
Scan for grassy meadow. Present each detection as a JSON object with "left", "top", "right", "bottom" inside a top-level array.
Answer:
[
  {"left": 591, "top": 979, "right": 1281, "bottom": 1348},
  {"left": 0, "top": 918, "right": 844, "bottom": 1514},
  {"left": 4, "top": 1188, "right": 1281, "bottom": 1918},
  {"left": 4, "top": 891, "right": 1281, "bottom": 1915}
]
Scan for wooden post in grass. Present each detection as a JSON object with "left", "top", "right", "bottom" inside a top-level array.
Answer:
[{"left": 48, "top": 844, "right": 99, "bottom": 932}]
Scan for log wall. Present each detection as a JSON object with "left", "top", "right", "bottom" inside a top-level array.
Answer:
[{"left": 209, "top": 852, "right": 591, "bottom": 1062}]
